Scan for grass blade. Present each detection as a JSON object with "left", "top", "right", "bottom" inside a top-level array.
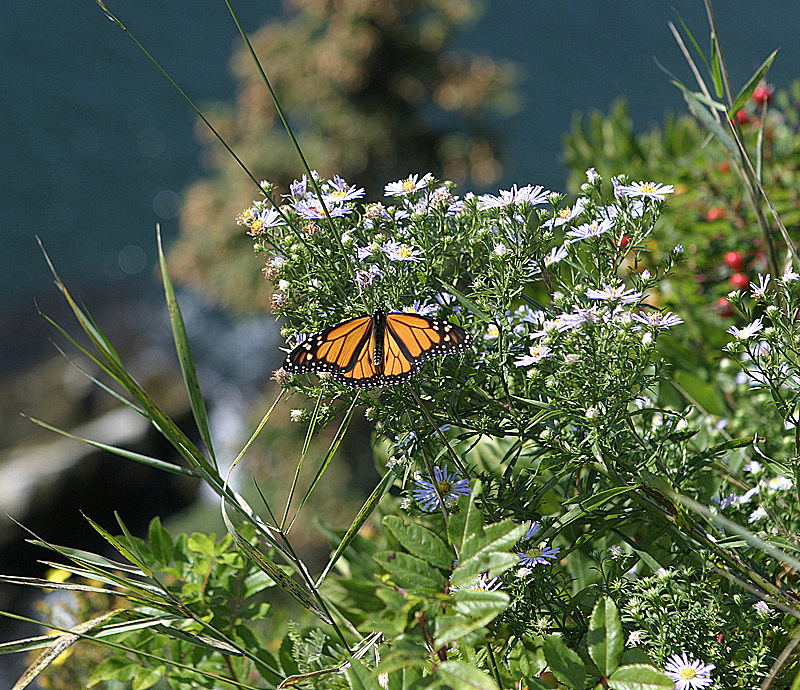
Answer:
[
  {"left": 24, "top": 415, "right": 199, "bottom": 478},
  {"left": 157, "top": 227, "right": 216, "bottom": 467}
]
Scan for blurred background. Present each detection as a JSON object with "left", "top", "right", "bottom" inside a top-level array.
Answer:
[{"left": 3, "top": 0, "right": 800, "bottom": 682}]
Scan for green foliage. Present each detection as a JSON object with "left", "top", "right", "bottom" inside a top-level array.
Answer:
[{"left": 10, "top": 3, "right": 800, "bottom": 689}]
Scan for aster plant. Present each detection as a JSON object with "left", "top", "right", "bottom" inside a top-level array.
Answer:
[{"left": 6, "top": 2, "right": 800, "bottom": 689}]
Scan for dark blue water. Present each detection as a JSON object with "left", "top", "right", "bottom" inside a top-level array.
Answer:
[{"left": 4, "top": 1, "right": 800, "bottom": 339}]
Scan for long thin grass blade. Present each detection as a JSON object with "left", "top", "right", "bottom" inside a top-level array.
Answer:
[
  {"left": 288, "top": 395, "right": 359, "bottom": 532},
  {"left": 24, "top": 415, "right": 198, "bottom": 478},
  {"left": 12, "top": 610, "right": 120, "bottom": 690},
  {"left": 221, "top": 500, "right": 332, "bottom": 624},
  {"left": 728, "top": 49, "right": 778, "bottom": 116},
  {"left": 316, "top": 463, "right": 403, "bottom": 587},
  {"left": 157, "top": 227, "right": 216, "bottom": 467}
]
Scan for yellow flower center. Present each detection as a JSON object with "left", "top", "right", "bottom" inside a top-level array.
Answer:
[
  {"left": 396, "top": 244, "right": 414, "bottom": 258},
  {"left": 402, "top": 178, "right": 417, "bottom": 191},
  {"left": 329, "top": 190, "right": 346, "bottom": 201},
  {"left": 558, "top": 207, "right": 572, "bottom": 218},
  {"left": 679, "top": 668, "right": 697, "bottom": 680},
  {"left": 436, "top": 480, "right": 453, "bottom": 495},
  {"left": 640, "top": 182, "right": 657, "bottom": 194},
  {"left": 525, "top": 547, "right": 543, "bottom": 559}
]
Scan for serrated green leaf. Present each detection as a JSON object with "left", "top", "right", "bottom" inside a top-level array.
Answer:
[
  {"left": 588, "top": 596, "right": 624, "bottom": 675},
  {"left": 543, "top": 635, "right": 585, "bottom": 689},
  {"left": 451, "top": 518, "right": 525, "bottom": 588},
  {"left": 373, "top": 550, "right": 446, "bottom": 589},
  {"left": 383, "top": 515, "right": 453, "bottom": 570},
  {"left": 447, "top": 479, "right": 484, "bottom": 550},
  {"left": 608, "top": 663, "right": 673, "bottom": 689},
  {"left": 187, "top": 532, "right": 217, "bottom": 558},
  {"left": 437, "top": 660, "right": 500, "bottom": 690},
  {"left": 729, "top": 49, "right": 778, "bottom": 116}
]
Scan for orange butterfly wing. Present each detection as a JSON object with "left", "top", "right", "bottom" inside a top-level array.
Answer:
[
  {"left": 283, "top": 314, "right": 373, "bottom": 377},
  {"left": 283, "top": 310, "right": 470, "bottom": 388}
]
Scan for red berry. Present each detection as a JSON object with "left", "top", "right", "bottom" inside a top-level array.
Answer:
[
  {"left": 617, "top": 234, "right": 630, "bottom": 248},
  {"left": 730, "top": 272, "right": 749, "bottom": 290},
  {"left": 717, "top": 161, "right": 730, "bottom": 173},
  {"left": 706, "top": 207, "right": 726, "bottom": 222},
  {"left": 724, "top": 250, "right": 744, "bottom": 271},
  {"left": 716, "top": 296, "right": 733, "bottom": 317},
  {"left": 753, "top": 84, "right": 772, "bottom": 105},
  {"left": 735, "top": 110, "right": 751, "bottom": 125}
]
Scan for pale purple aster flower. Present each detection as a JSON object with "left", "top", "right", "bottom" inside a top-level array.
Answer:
[
  {"left": 632, "top": 311, "right": 685, "bottom": 330},
  {"left": 403, "top": 301, "right": 438, "bottom": 317},
  {"left": 750, "top": 273, "right": 771, "bottom": 298},
  {"left": 484, "top": 324, "right": 500, "bottom": 341},
  {"left": 664, "top": 653, "right": 714, "bottom": 690},
  {"left": 748, "top": 506, "right": 767, "bottom": 523},
  {"left": 479, "top": 184, "right": 550, "bottom": 209},
  {"left": 516, "top": 521, "right": 560, "bottom": 567},
  {"left": 743, "top": 460, "right": 763, "bottom": 474},
  {"left": 553, "top": 307, "right": 600, "bottom": 332},
  {"left": 412, "top": 466, "right": 471, "bottom": 512},
  {"left": 543, "top": 199, "right": 585, "bottom": 228},
  {"left": 385, "top": 173, "right": 433, "bottom": 197},
  {"left": 434, "top": 292, "right": 457, "bottom": 308},
  {"left": 256, "top": 207, "right": 286, "bottom": 228},
  {"left": 469, "top": 574, "right": 503, "bottom": 592},
  {"left": 566, "top": 218, "right": 614, "bottom": 243},
  {"left": 356, "top": 245, "right": 376, "bottom": 261},
  {"left": 325, "top": 175, "right": 365, "bottom": 202},
  {"left": 531, "top": 245, "right": 569, "bottom": 277},
  {"left": 517, "top": 543, "right": 560, "bottom": 567},
  {"left": 514, "top": 344, "right": 552, "bottom": 367},
  {"left": 781, "top": 270, "right": 800, "bottom": 283},
  {"left": 382, "top": 240, "right": 424, "bottom": 263},
  {"left": 765, "top": 475, "right": 792, "bottom": 491},
  {"left": 727, "top": 318, "right": 764, "bottom": 340},
  {"left": 753, "top": 600, "right": 773, "bottom": 617},
  {"left": 294, "top": 198, "right": 352, "bottom": 219},
  {"left": 617, "top": 181, "right": 675, "bottom": 200},
  {"left": 586, "top": 284, "right": 643, "bottom": 304},
  {"left": 286, "top": 175, "right": 309, "bottom": 200}
]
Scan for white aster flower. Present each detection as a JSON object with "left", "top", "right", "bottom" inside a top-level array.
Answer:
[
  {"left": 586, "top": 283, "right": 643, "bottom": 304},
  {"left": 750, "top": 273, "right": 771, "bottom": 298},
  {"left": 753, "top": 600, "right": 773, "bottom": 618},
  {"left": 617, "top": 180, "right": 675, "bottom": 200},
  {"left": 664, "top": 653, "right": 715, "bottom": 690},
  {"left": 727, "top": 318, "right": 764, "bottom": 340}
]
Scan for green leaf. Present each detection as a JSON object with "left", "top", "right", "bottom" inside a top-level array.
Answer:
[
  {"left": 132, "top": 666, "right": 165, "bottom": 690},
  {"left": 157, "top": 227, "right": 216, "bottom": 467},
  {"left": 588, "top": 596, "right": 624, "bottom": 675},
  {"left": 373, "top": 550, "right": 446, "bottom": 589},
  {"left": 608, "top": 663, "right": 673, "bottom": 689},
  {"left": 673, "top": 369, "right": 725, "bottom": 416},
  {"left": 729, "top": 49, "right": 778, "bottom": 116},
  {"left": 437, "top": 660, "right": 500, "bottom": 690},
  {"left": 543, "top": 635, "right": 585, "bottom": 689},
  {"left": 383, "top": 515, "right": 453, "bottom": 570},
  {"left": 316, "top": 463, "right": 403, "bottom": 586},
  {"left": 436, "top": 590, "right": 509, "bottom": 647},
  {"left": 148, "top": 517, "right": 173, "bottom": 565},
  {"left": 680, "top": 88, "right": 737, "bottom": 156},
  {"left": 345, "top": 658, "right": 383, "bottom": 690},
  {"left": 25, "top": 415, "right": 199, "bottom": 478}
]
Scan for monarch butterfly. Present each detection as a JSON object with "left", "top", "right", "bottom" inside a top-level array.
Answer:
[{"left": 283, "top": 307, "right": 471, "bottom": 388}]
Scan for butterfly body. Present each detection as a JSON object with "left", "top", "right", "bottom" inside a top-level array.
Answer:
[{"left": 283, "top": 308, "right": 471, "bottom": 388}]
